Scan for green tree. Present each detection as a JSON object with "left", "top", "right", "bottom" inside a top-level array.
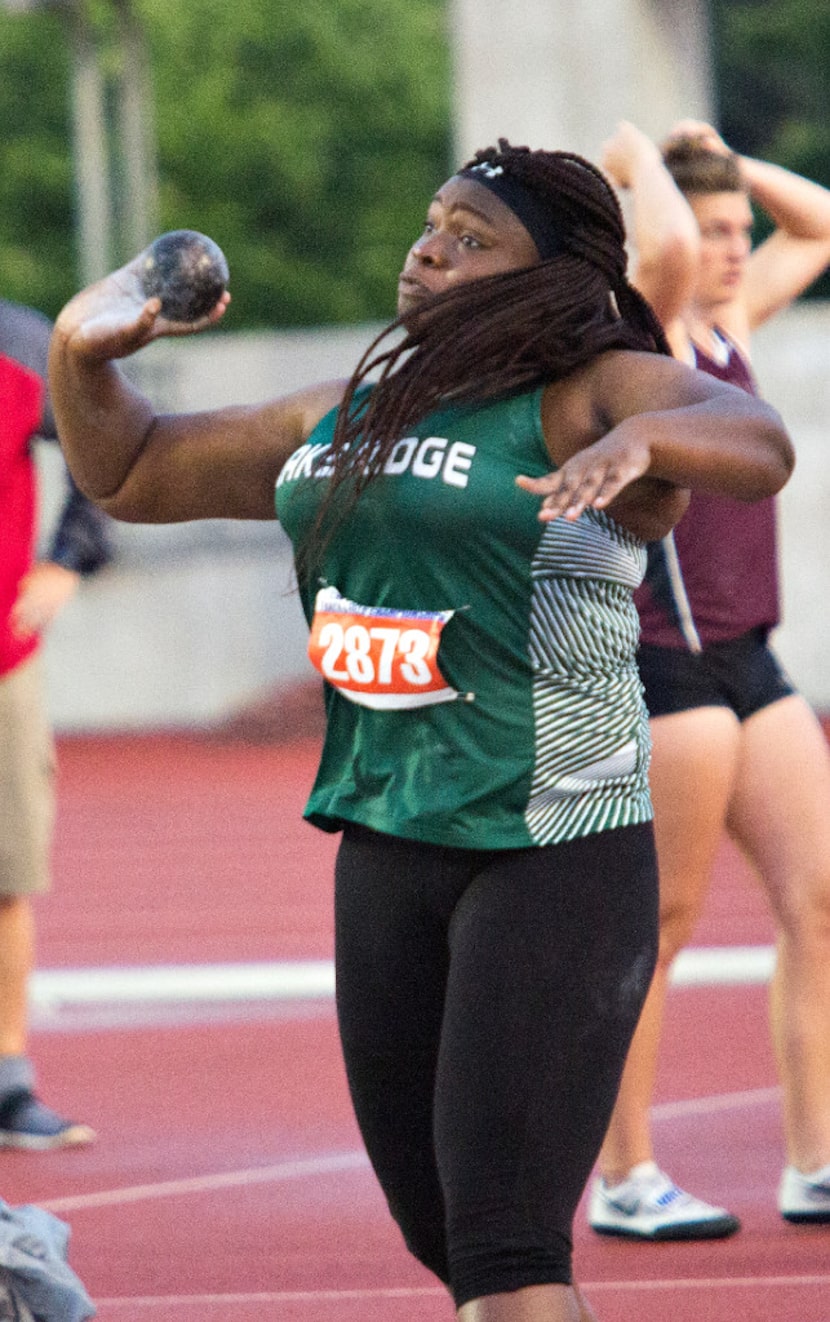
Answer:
[
  {"left": 711, "top": 0, "right": 830, "bottom": 297},
  {"left": 0, "top": 9, "right": 77, "bottom": 313},
  {"left": 2, "top": 1, "right": 826, "bottom": 321},
  {"left": 0, "top": 0, "right": 451, "bottom": 327},
  {"left": 143, "top": 0, "right": 451, "bottom": 327}
]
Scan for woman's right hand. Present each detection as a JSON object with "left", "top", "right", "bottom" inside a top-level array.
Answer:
[
  {"left": 54, "top": 255, "right": 230, "bottom": 363},
  {"left": 600, "top": 121, "right": 662, "bottom": 190}
]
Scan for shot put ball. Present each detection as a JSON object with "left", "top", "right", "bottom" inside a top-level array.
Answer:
[{"left": 139, "top": 230, "right": 229, "bottom": 322}]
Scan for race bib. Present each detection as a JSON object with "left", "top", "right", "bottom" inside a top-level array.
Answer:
[{"left": 308, "top": 586, "right": 465, "bottom": 709}]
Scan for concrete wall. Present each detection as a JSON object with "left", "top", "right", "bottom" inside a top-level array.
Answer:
[
  {"left": 448, "top": 0, "right": 714, "bottom": 163},
  {"left": 753, "top": 304, "right": 830, "bottom": 707},
  {"left": 39, "top": 303, "right": 830, "bottom": 731}
]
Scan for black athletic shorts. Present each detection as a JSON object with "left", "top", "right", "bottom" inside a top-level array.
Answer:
[{"left": 637, "top": 626, "right": 795, "bottom": 721}]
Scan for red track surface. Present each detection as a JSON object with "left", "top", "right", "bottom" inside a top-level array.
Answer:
[{"left": 3, "top": 732, "right": 827, "bottom": 1322}]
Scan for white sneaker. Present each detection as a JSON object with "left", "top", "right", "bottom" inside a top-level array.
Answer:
[
  {"left": 588, "top": 1161, "right": 741, "bottom": 1241},
  {"left": 779, "top": 1163, "right": 830, "bottom": 1224}
]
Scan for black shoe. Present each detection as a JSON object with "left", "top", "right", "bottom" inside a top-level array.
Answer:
[{"left": 0, "top": 1090, "right": 96, "bottom": 1150}]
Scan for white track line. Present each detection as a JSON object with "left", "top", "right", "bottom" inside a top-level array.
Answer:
[
  {"left": 30, "top": 945, "right": 775, "bottom": 1015},
  {"left": 88, "top": 1274, "right": 830, "bottom": 1308},
  {"left": 587, "top": 1274, "right": 830, "bottom": 1292},
  {"left": 31, "top": 960, "right": 336, "bottom": 1009},
  {"left": 39, "top": 1152, "right": 369, "bottom": 1214},
  {"left": 672, "top": 945, "right": 775, "bottom": 986},
  {"left": 89, "top": 1289, "right": 448, "bottom": 1306},
  {"left": 652, "top": 1085, "right": 779, "bottom": 1120},
  {"left": 40, "top": 1080, "right": 777, "bottom": 1216}
]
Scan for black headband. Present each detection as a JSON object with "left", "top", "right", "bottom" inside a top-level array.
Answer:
[{"left": 460, "top": 162, "right": 565, "bottom": 261}]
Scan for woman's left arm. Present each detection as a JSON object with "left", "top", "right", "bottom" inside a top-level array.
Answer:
[
  {"left": 735, "top": 156, "right": 830, "bottom": 329},
  {"left": 519, "top": 350, "right": 794, "bottom": 538}
]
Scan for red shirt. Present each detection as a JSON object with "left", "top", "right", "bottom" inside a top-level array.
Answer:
[{"left": 0, "top": 353, "right": 43, "bottom": 676}]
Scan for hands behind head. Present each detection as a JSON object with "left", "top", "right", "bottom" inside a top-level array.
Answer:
[
  {"left": 600, "top": 121, "right": 663, "bottom": 190},
  {"left": 662, "top": 120, "right": 732, "bottom": 157},
  {"left": 54, "top": 253, "right": 231, "bottom": 363},
  {"left": 601, "top": 120, "right": 735, "bottom": 193}
]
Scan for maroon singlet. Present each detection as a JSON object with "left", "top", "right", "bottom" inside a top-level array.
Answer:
[{"left": 634, "top": 331, "right": 779, "bottom": 649}]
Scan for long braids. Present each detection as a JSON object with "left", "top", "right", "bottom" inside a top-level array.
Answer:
[{"left": 298, "top": 140, "right": 670, "bottom": 579}]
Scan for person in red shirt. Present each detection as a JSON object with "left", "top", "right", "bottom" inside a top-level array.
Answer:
[
  {"left": 589, "top": 119, "right": 830, "bottom": 1238},
  {"left": 1, "top": 297, "right": 111, "bottom": 1149}
]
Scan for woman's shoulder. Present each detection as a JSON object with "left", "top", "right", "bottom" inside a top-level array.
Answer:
[
  {"left": 541, "top": 346, "right": 738, "bottom": 454},
  {"left": 263, "top": 378, "right": 348, "bottom": 446},
  {"left": 546, "top": 349, "right": 689, "bottom": 410}
]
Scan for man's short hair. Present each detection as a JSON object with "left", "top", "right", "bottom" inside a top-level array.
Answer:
[{"left": 663, "top": 138, "right": 744, "bottom": 196}]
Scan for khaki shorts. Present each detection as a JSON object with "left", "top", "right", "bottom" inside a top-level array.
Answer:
[{"left": 0, "top": 654, "right": 56, "bottom": 896}]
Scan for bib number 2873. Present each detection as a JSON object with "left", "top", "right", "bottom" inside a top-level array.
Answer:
[{"left": 308, "top": 587, "right": 463, "bottom": 709}]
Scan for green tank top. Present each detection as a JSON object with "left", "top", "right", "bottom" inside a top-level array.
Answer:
[{"left": 275, "top": 386, "right": 652, "bottom": 848}]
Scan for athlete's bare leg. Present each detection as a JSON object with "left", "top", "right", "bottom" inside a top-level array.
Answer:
[
  {"left": 574, "top": 1285, "right": 600, "bottom": 1321},
  {"left": 458, "top": 1283, "right": 598, "bottom": 1321},
  {"left": 727, "top": 694, "right": 830, "bottom": 1172},
  {"left": 0, "top": 895, "right": 34, "bottom": 1056},
  {"left": 598, "top": 706, "right": 740, "bottom": 1180}
]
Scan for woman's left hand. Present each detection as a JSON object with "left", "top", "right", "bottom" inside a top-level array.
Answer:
[{"left": 516, "top": 430, "right": 650, "bottom": 522}]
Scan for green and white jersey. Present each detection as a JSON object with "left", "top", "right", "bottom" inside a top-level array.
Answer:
[{"left": 276, "top": 385, "right": 651, "bottom": 848}]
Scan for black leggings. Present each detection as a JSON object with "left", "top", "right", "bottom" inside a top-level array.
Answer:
[{"left": 334, "top": 821, "right": 658, "bottom": 1308}]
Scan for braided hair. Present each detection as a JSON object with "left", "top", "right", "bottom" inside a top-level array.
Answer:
[{"left": 298, "top": 139, "right": 671, "bottom": 576}]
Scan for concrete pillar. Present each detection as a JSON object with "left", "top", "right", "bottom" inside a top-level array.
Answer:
[{"left": 449, "top": 0, "right": 715, "bottom": 165}]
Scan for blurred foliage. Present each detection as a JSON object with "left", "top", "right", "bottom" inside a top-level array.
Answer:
[
  {"left": 0, "top": 8, "right": 78, "bottom": 314},
  {"left": 711, "top": 0, "right": 830, "bottom": 297},
  {"left": 142, "top": 0, "right": 451, "bottom": 327},
  {"left": 0, "top": 0, "right": 451, "bottom": 326},
  {"left": 0, "top": 0, "right": 827, "bottom": 323}
]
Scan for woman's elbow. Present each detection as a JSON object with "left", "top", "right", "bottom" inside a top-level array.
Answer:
[
  {"left": 741, "top": 425, "right": 796, "bottom": 501},
  {"left": 773, "top": 443, "right": 796, "bottom": 493},
  {"left": 761, "top": 417, "right": 796, "bottom": 495}
]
